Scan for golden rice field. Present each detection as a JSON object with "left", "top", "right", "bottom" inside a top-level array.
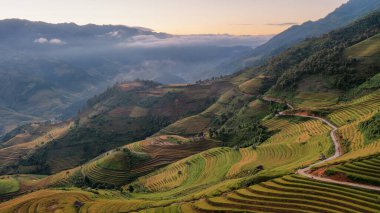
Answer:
[
  {"left": 320, "top": 90, "right": 380, "bottom": 164},
  {"left": 81, "top": 135, "right": 217, "bottom": 186},
  {"left": 328, "top": 154, "right": 380, "bottom": 186},
  {"left": 127, "top": 116, "right": 332, "bottom": 201},
  {"left": 3, "top": 175, "right": 380, "bottom": 213},
  {"left": 2, "top": 89, "right": 380, "bottom": 212},
  {"left": 327, "top": 90, "right": 380, "bottom": 127},
  {"left": 191, "top": 175, "right": 380, "bottom": 213}
]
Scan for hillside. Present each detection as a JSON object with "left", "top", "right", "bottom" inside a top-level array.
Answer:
[
  {"left": 0, "top": 19, "right": 269, "bottom": 136},
  {"left": 255, "top": 11, "right": 380, "bottom": 105},
  {"left": 2, "top": 3, "right": 380, "bottom": 213},
  {"left": 213, "top": 0, "right": 380, "bottom": 76},
  {"left": 2, "top": 84, "right": 380, "bottom": 212},
  {"left": 0, "top": 80, "right": 232, "bottom": 175}
]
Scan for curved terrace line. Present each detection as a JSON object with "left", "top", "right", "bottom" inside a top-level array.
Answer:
[{"left": 263, "top": 97, "right": 380, "bottom": 192}]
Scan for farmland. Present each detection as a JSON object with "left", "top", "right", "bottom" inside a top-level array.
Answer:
[{"left": 2, "top": 8, "right": 380, "bottom": 213}]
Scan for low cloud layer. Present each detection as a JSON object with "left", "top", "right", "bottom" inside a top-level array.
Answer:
[
  {"left": 117, "top": 34, "right": 271, "bottom": 48},
  {"left": 34, "top": 37, "right": 65, "bottom": 45}
]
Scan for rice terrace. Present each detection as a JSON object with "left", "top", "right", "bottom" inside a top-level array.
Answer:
[{"left": 1, "top": 0, "right": 380, "bottom": 212}]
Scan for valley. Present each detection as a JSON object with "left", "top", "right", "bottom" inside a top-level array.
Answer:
[{"left": 1, "top": 0, "right": 380, "bottom": 212}]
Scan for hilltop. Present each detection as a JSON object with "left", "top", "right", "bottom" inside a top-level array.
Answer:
[
  {"left": 216, "top": 0, "right": 380, "bottom": 74},
  {"left": 0, "top": 79, "right": 233, "bottom": 174},
  {"left": 1, "top": 4, "right": 380, "bottom": 213},
  {"left": 0, "top": 19, "right": 269, "bottom": 136}
]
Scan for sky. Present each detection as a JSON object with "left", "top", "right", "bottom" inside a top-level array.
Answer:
[{"left": 0, "top": 0, "right": 348, "bottom": 35}]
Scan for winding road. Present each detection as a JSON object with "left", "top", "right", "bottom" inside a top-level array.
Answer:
[{"left": 269, "top": 98, "right": 380, "bottom": 192}]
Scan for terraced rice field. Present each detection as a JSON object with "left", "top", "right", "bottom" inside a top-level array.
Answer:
[
  {"left": 320, "top": 90, "right": 380, "bottom": 163},
  {"left": 294, "top": 92, "right": 340, "bottom": 109},
  {"left": 238, "top": 75, "right": 266, "bottom": 95},
  {"left": 0, "top": 167, "right": 82, "bottom": 201},
  {"left": 227, "top": 148, "right": 257, "bottom": 178},
  {"left": 35, "top": 167, "right": 82, "bottom": 188},
  {"left": 0, "top": 110, "right": 372, "bottom": 213},
  {"left": 0, "top": 189, "right": 93, "bottom": 213},
  {"left": 81, "top": 136, "right": 218, "bottom": 186},
  {"left": 137, "top": 205, "right": 183, "bottom": 213},
  {"left": 131, "top": 147, "right": 242, "bottom": 198},
  {"left": 327, "top": 90, "right": 380, "bottom": 127},
  {"left": 161, "top": 85, "right": 253, "bottom": 136},
  {"left": 0, "top": 122, "right": 73, "bottom": 169},
  {"left": 263, "top": 117, "right": 331, "bottom": 145},
  {"left": 131, "top": 116, "right": 332, "bottom": 199},
  {"left": 192, "top": 175, "right": 380, "bottom": 213},
  {"left": 160, "top": 114, "right": 212, "bottom": 136},
  {"left": 328, "top": 154, "right": 380, "bottom": 186},
  {"left": 3, "top": 175, "right": 380, "bottom": 213}
]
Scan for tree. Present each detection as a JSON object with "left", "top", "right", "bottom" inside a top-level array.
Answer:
[{"left": 128, "top": 185, "right": 134, "bottom": 193}]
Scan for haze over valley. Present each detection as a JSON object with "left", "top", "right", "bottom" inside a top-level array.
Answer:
[
  {"left": 1, "top": 1, "right": 380, "bottom": 212},
  {"left": 0, "top": 19, "right": 270, "bottom": 135}
]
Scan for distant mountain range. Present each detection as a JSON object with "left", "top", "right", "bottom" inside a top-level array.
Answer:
[
  {"left": 0, "top": 19, "right": 269, "bottom": 135},
  {"left": 2, "top": 7, "right": 380, "bottom": 210},
  {"left": 1, "top": 0, "right": 378, "bottom": 136},
  {"left": 216, "top": 0, "right": 380, "bottom": 74}
]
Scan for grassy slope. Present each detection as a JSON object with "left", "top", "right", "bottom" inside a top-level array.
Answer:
[
  {"left": 2, "top": 175, "right": 380, "bottom": 213},
  {"left": 265, "top": 13, "right": 380, "bottom": 109},
  {"left": 0, "top": 178, "right": 19, "bottom": 195},
  {"left": 2, "top": 80, "right": 232, "bottom": 175},
  {"left": 0, "top": 122, "right": 73, "bottom": 174},
  {"left": 0, "top": 88, "right": 378, "bottom": 212},
  {"left": 346, "top": 33, "right": 380, "bottom": 58},
  {"left": 345, "top": 32, "right": 380, "bottom": 98},
  {"left": 0, "top": 114, "right": 333, "bottom": 212},
  {"left": 2, "top": 11, "right": 380, "bottom": 213},
  {"left": 80, "top": 135, "right": 218, "bottom": 186}
]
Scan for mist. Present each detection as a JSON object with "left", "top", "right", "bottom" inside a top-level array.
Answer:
[{"left": 0, "top": 19, "right": 271, "bottom": 135}]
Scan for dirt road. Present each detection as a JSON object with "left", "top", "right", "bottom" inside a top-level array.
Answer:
[{"left": 274, "top": 101, "right": 380, "bottom": 191}]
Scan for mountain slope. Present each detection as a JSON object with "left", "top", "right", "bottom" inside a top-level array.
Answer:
[
  {"left": 0, "top": 19, "right": 269, "bottom": 136},
  {"left": 219, "top": 0, "right": 380, "bottom": 73},
  {"left": 0, "top": 80, "right": 233, "bottom": 174},
  {"left": 255, "top": 10, "right": 380, "bottom": 104},
  {"left": 2, "top": 3, "right": 380, "bottom": 212}
]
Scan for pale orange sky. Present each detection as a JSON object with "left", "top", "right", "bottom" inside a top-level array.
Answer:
[{"left": 0, "top": 0, "right": 348, "bottom": 35}]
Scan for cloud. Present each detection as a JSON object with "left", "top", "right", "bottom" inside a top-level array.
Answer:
[
  {"left": 266, "top": 22, "right": 299, "bottom": 26},
  {"left": 117, "top": 34, "right": 272, "bottom": 48},
  {"left": 34, "top": 37, "right": 49, "bottom": 44},
  {"left": 34, "top": 37, "right": 65, "bottom": 45},
  {"left": 106, "top": 31, "right": 122, "bottom": 38},
  {"left": 49, "top": 38, "right": 65, "bottom": 44}
]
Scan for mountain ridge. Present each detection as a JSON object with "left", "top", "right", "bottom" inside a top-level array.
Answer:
[{"left": 215, "top": 0, "right": 380, "bottom": 74}]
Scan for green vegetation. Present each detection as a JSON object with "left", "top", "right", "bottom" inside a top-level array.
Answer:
[
  {"left": 209, "top": 119, "right": 270, "bottom": 148},
  {"left": 271, "top": 12, "right": 380, "bottom": 92},
  {"left": 346, "top": 32, "right": 380, "bottom": 58},
  {"left": 0, "top": 177, "right": 19, "bottom": 195},
  {"left": 360, "top": 111, "right": 380, "bottom": 141},
  {"left": 3, "top": 6, "right": 380, "bottom": 213},
  {"left": 79, "top": 136, "right": 217, "bottom": 187},
  {"left": 124, "top": 115, "right": 332, "bottom": 203},
  {"left": 4, "top": 80, "right": 229, "bottom": 175},
  {"left": 348, "top": 73, "right": 380, "bottom": 98}
]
